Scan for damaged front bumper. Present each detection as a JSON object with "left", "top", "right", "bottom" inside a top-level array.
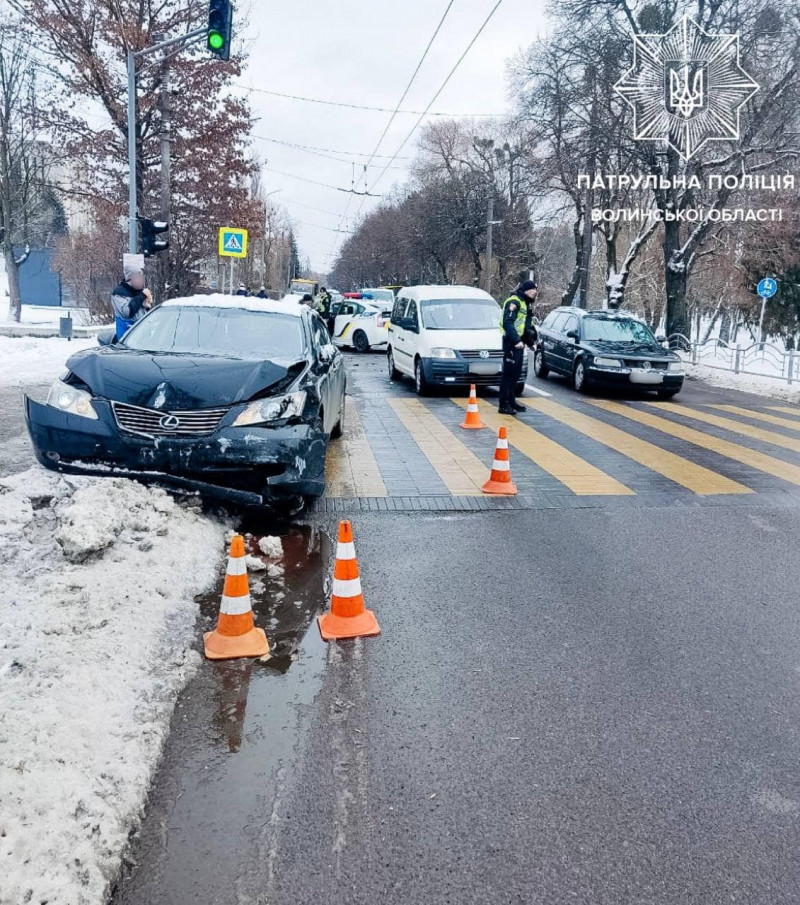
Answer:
[{"left": 24, "top": 396, "right": 328, "bottom": 507}]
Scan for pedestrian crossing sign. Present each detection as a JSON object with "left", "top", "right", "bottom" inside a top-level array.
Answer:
[{"left": 218, "top": 227, "right": 249, "bottom": 258}]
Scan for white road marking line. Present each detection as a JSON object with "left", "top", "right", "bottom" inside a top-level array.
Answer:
[{"left": 524, "top": 383, "right": 552, "bottom": 398}]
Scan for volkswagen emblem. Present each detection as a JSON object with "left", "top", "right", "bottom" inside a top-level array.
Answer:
[
  {"left": 641, "top": 361, "right": 652, "bottom": 371},
  {"left": 479, "top": 350, "right": 490, "bottom": 359},
  {"left": 159, "top": 414, "right": 180, "bottom": 431}
]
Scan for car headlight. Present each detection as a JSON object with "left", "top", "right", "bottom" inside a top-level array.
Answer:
[
  {"left": 46, "top": 379, "right": 98, "bottom": 420},
  {"left": 430, "top": 347, "right": 457, "bottom": 359},
  {"left": 593, "top": 357, "right": 623, "bottom": 368},
  {"left": 232, "top": 392, "right": 307, "bottom": 427},
  {"left": 668, "top": 361, "right": 684, "bottom": 373}
]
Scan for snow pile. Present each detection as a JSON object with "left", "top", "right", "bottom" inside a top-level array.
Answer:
[
  {"left": 257, "top": 535, "right": 283, "bottom": 559},
  {"left": 0, "top": 468, "right": 226, "bottom": 905},
  {"left": 0, "top": 335, "right": 95, "bottom": 389},
  {"left": 685, "top": 362, "right": 800, "bottom": 403}
]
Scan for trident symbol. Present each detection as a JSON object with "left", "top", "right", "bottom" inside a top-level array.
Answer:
[{"left": 669, "top": 65, "right": 704, "bottom": 117}]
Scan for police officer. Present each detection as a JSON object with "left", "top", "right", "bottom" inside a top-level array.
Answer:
[
  {"left": 499, "top": 279, "right": 538, "bottom": 415},
  {"left": 317, "top": 286, "right": 332, "bottom": 316}
]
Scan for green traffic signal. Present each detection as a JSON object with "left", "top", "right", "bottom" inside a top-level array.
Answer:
[{"left": 207, "top": 0, "right": 233, "bottom": 60}]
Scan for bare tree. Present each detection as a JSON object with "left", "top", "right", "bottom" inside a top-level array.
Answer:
[{"left": 0, "top": 27, "right": 62, "bottom": 321}]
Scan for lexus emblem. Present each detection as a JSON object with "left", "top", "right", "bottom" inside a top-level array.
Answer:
[
  {"left": 159, "top": 414, "right": 180, "bottom": 430},
  {"left": 479, "top": 350, "right": 490, "bottom": 359},
  {"left": 641, "top": 361, "right": 652, "bottom": 371}
]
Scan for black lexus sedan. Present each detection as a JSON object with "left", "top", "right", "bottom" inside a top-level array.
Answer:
[
  {"left": 532, "top": 307, "right": 684, "bottom": 398},
  {"left": 24, "top": 296, "right": 346, "bottom": 509}
]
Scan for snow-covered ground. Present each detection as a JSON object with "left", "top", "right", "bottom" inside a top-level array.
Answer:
[
  {"left": 0, "top": 467, "right": 228, "bottom": 905},
  {"left": 0, "top": 335, "right": 96, "bottom": 389},
  {"left": 685, "top": 362, "right": 800, "bottom": 403}
]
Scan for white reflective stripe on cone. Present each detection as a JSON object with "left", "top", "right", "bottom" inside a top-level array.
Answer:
[
  {"left": 226, "top": 557, "right": 247, "bottom": 576},
  {"left": 467, "top": 403, "right": 479, "bottom": 412},
  {"left": 332, "top": 577, "right": 362, "bottom": 598},
  {"left": 492, "top": 459, "right": 510, "bottom": 471},
  {"left": 497, "top": 438, "right": 509, "bottom": 449},
  {"left": 337, "top": 541, "right": 356, "bottom": 560},
  {"left": 221, "top": 593, "right": 253, "bottom": 615}
]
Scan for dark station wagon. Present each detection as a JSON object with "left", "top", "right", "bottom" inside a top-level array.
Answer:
[{"left": 532, "top": 307, "right": 684, "bottom": 398}]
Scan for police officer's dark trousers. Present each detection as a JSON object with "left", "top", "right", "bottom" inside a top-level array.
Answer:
[{"left": 500, "top": 336, "right": 524, "bottom": 409}]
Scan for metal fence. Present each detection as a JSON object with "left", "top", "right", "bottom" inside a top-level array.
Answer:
[{"left": 667, "top": 334, "right": 800, "bottom": 384}]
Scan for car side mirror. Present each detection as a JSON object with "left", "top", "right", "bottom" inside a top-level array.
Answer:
[
  {"left": 566, "top": 330, "right": 579, "bottom": 341},
  {"left": 404, "top": 318, "right": 419, "bottom": 333}
]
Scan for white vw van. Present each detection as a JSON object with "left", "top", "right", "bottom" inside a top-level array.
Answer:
[{"left": 387, "top": 285, "right": 528, "bottom": 395}]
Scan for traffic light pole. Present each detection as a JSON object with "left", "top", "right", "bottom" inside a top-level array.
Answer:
[{"left": 126, "top": 27, "right": 206, "bottom": 254}]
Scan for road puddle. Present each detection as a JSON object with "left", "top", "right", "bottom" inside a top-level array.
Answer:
[{"left": 112, "top": 522, "right": 333, "bottom": 905}]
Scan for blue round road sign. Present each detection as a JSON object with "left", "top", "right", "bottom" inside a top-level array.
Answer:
[{"left": 757, "top": 277, "right": 777, "bottom": 298}]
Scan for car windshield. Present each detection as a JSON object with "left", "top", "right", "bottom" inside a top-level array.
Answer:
[
  {"left": 582, "top": 317, "right": 656, "bottom": 343},
  {"left": 420, "top": 298, "right": 499, "bottom": 330},
  {"left": 123, "top": 306, "right": 305, "bottom": 360}
]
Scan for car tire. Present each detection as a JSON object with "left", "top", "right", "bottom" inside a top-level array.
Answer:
[
  {"left": 353, "top": 330, "right": 370, "bottom": 353},
  {"left": 414, "top": 358, "right": 430, "bottom": 396},
  {"left": 533, "top": 348, "right": 549, "bottom": 379},
  {"left": 388, "top": 348, "right": 401, "bottom": 381},
  {"left": 331, "top": 394, "right": 345, "bottom": 438},
  {"left": 657, "top": 388, "right": 681, "bottom": 399},
  {"left": 573, "top": 358, "right": 591, "bottom": 393},
  {"left": 274, "top": 495, "right": 306, "bottom": 517}
]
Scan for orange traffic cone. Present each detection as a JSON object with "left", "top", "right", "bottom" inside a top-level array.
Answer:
[
  {"left": 204, "top": 535, "right": 270, "bottom": 660},
  {"left": 482, "top": 426, "right": 518, "bottom": 495},
  {"left": 460, "top": 384, "right": 485, "bottom": 430},
  {"left": 318, "top": 521, "right": 380, "bottom": 641}
]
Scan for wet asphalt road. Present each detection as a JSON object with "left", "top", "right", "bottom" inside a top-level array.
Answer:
[
  {"left": 6, "top": 350, "right": 800, "bottom": 902},
  {"left": 0, "top": 383, "right": 43, "bottom": 478},
  {"left": 115, "top": 502, "right": 800, "bottom": 905}
]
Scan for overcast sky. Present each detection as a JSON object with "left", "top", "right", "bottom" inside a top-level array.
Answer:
[{"left": 237, "top": 0, "right": 550, "bottom": 274}]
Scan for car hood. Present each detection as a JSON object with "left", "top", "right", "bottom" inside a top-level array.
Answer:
[
  {"left": 66, "top": 347, "right": 306, "bottom": 409},
  {"left": 582, "top": 339, "right": 677, "bottom": 359}
]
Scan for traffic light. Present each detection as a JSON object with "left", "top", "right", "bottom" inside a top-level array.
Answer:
[
  {"left": 208, "top": 0, "right": 233, "bottom": 61},
  {"left": 139, "top": 218, "right": 170, "bottom": 257}
]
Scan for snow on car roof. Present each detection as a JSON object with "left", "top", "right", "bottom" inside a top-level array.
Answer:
[
  {"left": 401, "top": 285, "right": 496, "bottom": 301},
  {"left": 162, "top": 293, "right": 305, "bottom": 317}
]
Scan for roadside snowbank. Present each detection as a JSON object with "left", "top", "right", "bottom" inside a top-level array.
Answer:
[
  {"left": 0, "top": 467, "right": 227, "bottom": 905},
  {"left": 0, "top": 335, "right": 95, "bottom": 389},
  {"left": 685, "top": 362, "right": 800, "bottom": 404}
]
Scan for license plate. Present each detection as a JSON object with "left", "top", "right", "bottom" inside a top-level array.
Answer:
[
  {"left": 629, "top": 370, "right": 663, "bottom": 385},
  {"left": 469, "top": 362, "right": 502, "bottom": 376}
]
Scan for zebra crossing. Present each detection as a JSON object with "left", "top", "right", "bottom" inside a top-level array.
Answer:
[{"left": 321, "top": 385, "right": 800, "bottom": 512}]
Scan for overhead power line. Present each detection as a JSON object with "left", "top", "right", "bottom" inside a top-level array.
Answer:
[
  {"left": 330, "top": 0, "right": 459, "bottom": 264},
  {"left": 261, "top": 165, "right": 381, "bottom": 196},
  {"left": 252, "top": 134, "right": 407, "bottom": 169},
  {"left": 278, "top": 196, "right": 346, "bottom": 218},
  {"left": 359, "top": 0, "right": 457, "bottom": 181},
  {"left": 232, "top": 83, "right": 504, "bottom": 117},
  {"left": 368, "top": 0, "right": 507, "bottom": 202},
  {"left": 253, "top": 135, "right": 411, "bottom": 160}
]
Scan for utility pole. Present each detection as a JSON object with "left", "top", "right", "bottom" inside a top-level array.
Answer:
[
  {"left": 485, "top": 193, "right": 494, "bottom": 296},
  {"left": 126, "top": 26, "right": 208, "bottom": 254},
  {"left": 485, "top": 190, "right": 502, "bottom": 296},
  {"left": 159, "top": 56, "right": 171, "bottom": 222}
]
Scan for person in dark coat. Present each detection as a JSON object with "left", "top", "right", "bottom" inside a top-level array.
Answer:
[{"left": 111, "top": 265, "right": 152, "bottom": 340}]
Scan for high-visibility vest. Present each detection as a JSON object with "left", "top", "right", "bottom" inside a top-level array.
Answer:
[{"left": 499, "top": 294, "right": 528, "bottom": 337}]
